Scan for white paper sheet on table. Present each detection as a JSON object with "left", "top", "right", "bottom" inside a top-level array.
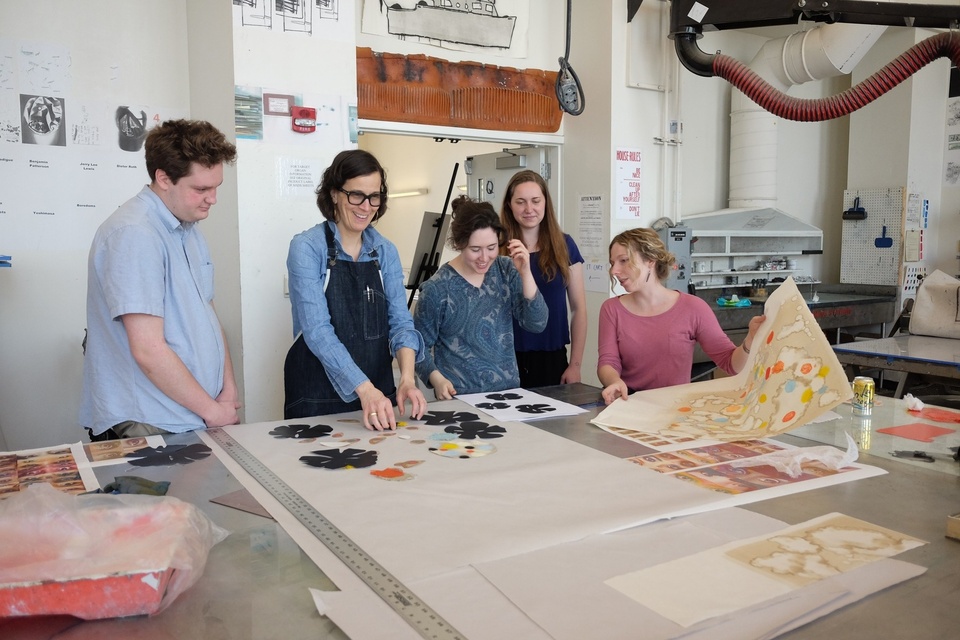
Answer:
[
  {"left": 210, "top": 402, "right": 732, "bottom": 583},
  {"left": 593, "top": 278, "right": 853, "bottom": 443},
  {"left": 205, "top": 400, "right": 886, "bottom": 577},
  {"left": 456, "top": 387, "right": 588, "bottom": 422},
  {"left": 473, "top": 509, "right": 926, "bottom": 640},
  {"left": 605, "top": 512, "right": 925, "bottom": 628},
  {"left": 200, "top": 394, "right": 891, "bottom": 639}
]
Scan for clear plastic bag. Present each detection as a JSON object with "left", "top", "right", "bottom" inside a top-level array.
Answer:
[
  {"left": 0, "top": 483, "right": 229, "bottom": 619},
  {"left": 728, "top": 432, "right": 859, "bottom": 478}
]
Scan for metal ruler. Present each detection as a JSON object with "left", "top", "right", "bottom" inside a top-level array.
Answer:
[{"left": 208, "top": 428, "right": 464, "bottom": 639}]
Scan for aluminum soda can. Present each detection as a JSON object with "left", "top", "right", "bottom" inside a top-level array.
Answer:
[{"left": 852, "top": 376, "right": 875, "bottom": 417}]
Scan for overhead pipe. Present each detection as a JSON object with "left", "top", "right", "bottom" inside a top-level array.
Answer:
[
  {"left": 676, "top": 29, "right": 960, "bottom": 122},
  {"left": 728, "top": 23, "right": 885, "bottom": 208}
]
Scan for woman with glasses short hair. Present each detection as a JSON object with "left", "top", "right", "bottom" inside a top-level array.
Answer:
[
  {"left": 284, "top": 149, "right": 426, "bottom": 430},
  {"left": 413, "top": 195, "right": 547, "bottom": 399}
]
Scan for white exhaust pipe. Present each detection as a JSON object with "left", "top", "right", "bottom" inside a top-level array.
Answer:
[{"left": 728, "top": 24, "right": 886, "bottom": 209}]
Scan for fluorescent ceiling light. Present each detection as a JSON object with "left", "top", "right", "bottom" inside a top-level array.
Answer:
[{"left": 391, "top": 188, "right": 429, "bottom": 198}]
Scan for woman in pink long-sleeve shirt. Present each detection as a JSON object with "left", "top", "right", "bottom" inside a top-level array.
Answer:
[{"left": 598, "top": 228, "right": 764, "bottom": 405}]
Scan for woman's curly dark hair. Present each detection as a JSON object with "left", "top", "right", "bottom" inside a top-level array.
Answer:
[{"left": 448, "top": 195, "right": 505, "bottom": 250}]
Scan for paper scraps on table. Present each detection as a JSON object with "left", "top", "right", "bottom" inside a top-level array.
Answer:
[
  {"left": 370, "top": 467, "right": 414, "bottom": 481},
  {"left": 210, "top": 488, "right": 274, "bottom": 519},
  {"left": 728, "top": 432, "right": 859, "bottom": 477},
  {"left": 911, "top": 406, "right": 960, "bottom": 424},
  {"left": 877, "top": 422, "right": 956, "bottom": 443}
]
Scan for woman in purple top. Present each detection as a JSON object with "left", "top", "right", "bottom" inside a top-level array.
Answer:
[
  {"left": 500, "top": 170, "right": 587, "bottom": 388},
  {"left": 597, "top": 228, "right": 765, "bottom": 405}
]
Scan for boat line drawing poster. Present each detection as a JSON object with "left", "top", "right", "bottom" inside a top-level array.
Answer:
[
  {"left": 592, "top": 278, "right": 854, "bottom": 446},
  {"left": 605, "top": 512, "right": 925, "bottom": 629},
  {"left": 361, "top": 0, "right": 530, "bottom": 58}
]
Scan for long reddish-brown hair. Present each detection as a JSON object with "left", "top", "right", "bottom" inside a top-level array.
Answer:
[{"left": 499, "top": 170, "right": 569, "bottom": 283}]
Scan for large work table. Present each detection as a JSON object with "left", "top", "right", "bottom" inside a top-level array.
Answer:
[
  {"left": 833, "top": 334, "right": 960, "bottom": 398},
  {"left": 3, "top": 384, "right": 958, "bottom": 639}
]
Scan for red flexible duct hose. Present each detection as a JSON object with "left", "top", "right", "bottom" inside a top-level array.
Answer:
[{"left": 713, "top": 31, "right": 960, "bottom": 122}]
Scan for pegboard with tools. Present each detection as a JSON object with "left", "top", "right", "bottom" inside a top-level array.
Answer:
[{"left": 840, "top": 188, "right": 905, "bottom": 286}]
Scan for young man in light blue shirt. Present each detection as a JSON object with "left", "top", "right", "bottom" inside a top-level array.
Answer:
[{"left": 80, "top": 119, "right": 240, "bottom": 440}]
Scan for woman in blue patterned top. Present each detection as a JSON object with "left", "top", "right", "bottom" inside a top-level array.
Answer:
[{"left": 413, "top": 196, "right": 548, "bottom": 398}]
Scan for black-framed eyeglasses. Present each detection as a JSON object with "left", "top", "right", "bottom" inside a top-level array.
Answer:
[{"left": 339, "top": 188, "right": 384, "bottom": 207}]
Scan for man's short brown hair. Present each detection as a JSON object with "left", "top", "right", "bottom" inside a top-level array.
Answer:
[{"left": 145, "top": 119, "right": 237, "bottom": 183}]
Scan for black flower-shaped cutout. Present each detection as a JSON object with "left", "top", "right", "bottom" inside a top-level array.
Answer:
[
  {"left": 515, "top": 404, "right": 556, "bottom": 414},
  {"left": 269, "top": 423, "right": 333, "bottom": 439},
  {"left": 475, "top": 402, "right": 510, "bottom": 410},
  {"left": 419, "top": 410, "right": 480, "bottom": 426},
  {"left": 300, "top": 448, "right": 378, "bottom": 469},
  {"left": 485, "top": 392, "right": 522, "bottom": 401},
  {"left": 444, "top": 421, "right": 506, "bottom": 439},
  {"left": 128, "top": 444, "right": 212, "bottom": 467}
]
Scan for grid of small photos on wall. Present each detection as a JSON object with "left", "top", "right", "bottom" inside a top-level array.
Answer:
[{"left": 840, "top": 187, "right": 905, "bottom": 286}]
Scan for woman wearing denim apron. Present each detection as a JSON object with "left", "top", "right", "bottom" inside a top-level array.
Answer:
[{"left": 284, "top": 150, "right": 426, "bottom": 430}]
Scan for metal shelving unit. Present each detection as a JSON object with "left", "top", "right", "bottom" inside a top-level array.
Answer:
[{"left": 683, "top": 208, "right": 823, "bottom": 292}]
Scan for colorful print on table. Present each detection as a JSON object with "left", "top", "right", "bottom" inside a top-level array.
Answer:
[
  {"left": 605, "top": 512, "right": 924, "bottom": 629},
  {"left": 1, "top": 444, "right": 99, "bottom": 495},
  {"left": 628, "top": 440, "right": 788, "bottom": 474},
  {"left": 670, "top": 459, "right": 859, "bottom": 495},
  {"left": 593, "top": 278, "right": 853, "bottom": 446},
  {"left": 626, "top": 437, "right": 866, "bottom": 496},
  {"left": 725, "top": 513, "right": 925, "bottom": 588},
  {"left": 83, "top": 435, "right": 165, "bottom": 466},
  {"left": 429, "top": 440, "right": 497, "bottom": 458},
  {"left": 457, "top": 388, "right": 588, "bottom": 422}
]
